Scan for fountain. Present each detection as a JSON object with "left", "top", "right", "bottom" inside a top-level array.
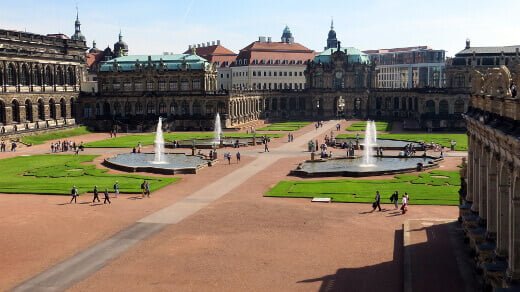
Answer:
[
  {"left": 213, "top": 112, "right": 222, "bottom": 145},
  {"left": 152, "top": 117, "right": 166, "bottom": 164},
  {"left": 103, "top": 117, "right": 211, "bottom": 174},
  {"left": 360, "top": 120, "right": 377, "bottom": 167},
  {"left": 291, "top": 120, "right": 439, "bottom": 177}
]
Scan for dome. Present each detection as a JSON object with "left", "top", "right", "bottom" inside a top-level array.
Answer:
[
  {"left": 281, "top": 25, "right": 294, "bottom": 43},
  {"left": 88, "top": 40, "right": 102, "bottom": 53},
  {"left": 328, "top": 29, "right": 336, "bottom": 39},
  {"left": 114, "top": 32, "right": 128, "bottom": 50}
]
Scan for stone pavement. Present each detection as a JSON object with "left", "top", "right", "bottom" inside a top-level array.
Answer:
[{"left": 12, "top": 121, "right": 339, "bottom": 291}]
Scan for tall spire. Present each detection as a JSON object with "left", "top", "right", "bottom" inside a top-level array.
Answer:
[
  {"left": 119, "top": 29, "right": 123, "bottom": 42},
  {"left": 331, "top": 17, "right": 334, "bottom": 30},
  {"left": 71, "top": 5, "right": 86, "bottom": 42}
]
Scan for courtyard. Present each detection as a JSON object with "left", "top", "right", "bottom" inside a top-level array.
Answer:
[{"left": 0, "top": 120, "right": 473, "bottom": 291}]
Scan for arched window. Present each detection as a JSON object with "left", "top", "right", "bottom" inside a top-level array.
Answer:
[
  {"left": 95, "top": 103, "right": 101, "bottom": 116},
  {"left": 393, "top": 97, "right": 400, "bottom": 109},
  {"left": 45, "top": 66, "right": 53, "bottom": 85},
  {"left": 439, "top": 100, "right": 449, "bottom": 115},
  {"left": 124, "top": 102, "right": 132, "bottom": 115},
  {"left": 135, "top": 102, "right": 143, "bottom": 114},
  {"left": 67, "top": 67, "right": 75, "bottom": 85},
  {"left": 60, "top": 98, "right": 67, "bottom": 118},
  {"left": 0, "top": 100, "right": 6, "bottom": 124},
  {"left": 113, "top": 102, "right": 121, "bottom": 116},
  {"left": 170, "top": 102, "right": 176, "bottom": 115},
  {"left": 408, "top": 97, "right": 413, "bottom": 111},
  {"left": 272, "top": 98, "right": 278, "bottom": 111},
  {"left": 11, "top": 99, "right": 20, "bottom": 123},
  {"left": 56, "top": 67, "right": 64, "bottom": 85},
  {"left": 83, "top": 104, "right": 92, "bottom": 118},
  {"left": 159, "top": 102, "right": 167, "bottom": 115},
  {"left": 147, "top": 101, "right": 155, "bottom": 115},
  {"left": 454, "top": 99, "right": 465, "bottom": 114},
  {"left": 425, "top": 100, "right": 435, "bottom": 114},
  {"left": 20, "top": 64, "right": 30, "bottom": 86},
  {"left": 289, "top": 97, "right": 296, "bottom": 109},
  {"left": 25, "top": 99, "right": 33, "bottom": 122},
  {"left": 37, "top": 99, "right": 45, "bottom": 120},
  {"left": 0, "top": 65, "right": 4, "bottom": 86},
  {"left": 181, "top": 100, "right": 189, "bottom": 115},
  {"left": 34, "top": 65, "right": 42, "bottom": 86},
  {"left": 103, "top": 102, "right": 111, "bottom": 116},
  {"left": 280, "top": 98, "right": 287, "bottom": 110},
  {"left": 217, "top": 101, "right": 226, "bottom": 114},
  {"left": 298, "top": 97, "right": 306, "bottom": 110},
  {"left": 49, "top": 99, "right": 56, "bottom": 119},
  {"left": 7, "top": 63, "right": 16, "bottom": 86},
  {"left": 192, "top": 101, "right": 202, "bottom": 115},
  {"left": 376, "top": 97, "right": 382, "bottom": 110},
  {"left": 205, "top": 102, "right": 214, "bottom": 115}
]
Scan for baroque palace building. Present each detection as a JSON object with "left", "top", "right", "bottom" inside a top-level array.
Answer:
[
  {"left": 461, "top": 63, "right": 520, "bottom": 290},
  {"left": 0, "top": 19, "right": 87, "bottom": 135}
]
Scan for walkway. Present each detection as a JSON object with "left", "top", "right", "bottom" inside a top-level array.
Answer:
[{"left": 12, "top": 121, "right": 338, "bottom": 292}]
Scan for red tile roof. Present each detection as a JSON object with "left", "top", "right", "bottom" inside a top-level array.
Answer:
[
  {"left": 86, "top": 52, "right": 105, "bottom": 69},
  {"left": 233, "top": 41, "right": 314, "bottom": 67},
  {"left": 183, "top": 45, "right": 237, "bottom": 67}
]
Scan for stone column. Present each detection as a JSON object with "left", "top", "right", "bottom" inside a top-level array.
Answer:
[
  {"left": 466, "top": 146, "right": 474, "bottom": 202},
  {"left": 31, "top": 104, "right": 38, "bottom": 122},
  {"left": 497, "top": 165, "right": 511, "bottom": 257},
  {"left": 471, "top": 154, "right": 480, "bottom": 213},
  {"left": 43, "top": 104, "right": 50, "bottom": 120},
  {"left": 54, "top": 103, "right": 61, "bottom": 119},
  {"left": 487, "top": 156, "right": 499, "bottom": 238},
  {"left": 66, "top": 102, "right": 72, "bottom": 119},
  {"left": 5, "top": 106, "right": 12, "bottom": 125},
  {"left": 479, "top": 150, "right": 488, "bottom": 222},
  {"left": 508, "top": 174, "right": 520, "bottom": 281},
  {"left": 19, "top": 105, "right": 26, "bottom": 123}
]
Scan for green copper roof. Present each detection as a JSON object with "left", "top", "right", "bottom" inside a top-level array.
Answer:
[
  {"left": 99, "top": 54, "right": 211, "bottom": 72},
  {"left": 315, "top": 47, "right": 370, "bottom": 64}
]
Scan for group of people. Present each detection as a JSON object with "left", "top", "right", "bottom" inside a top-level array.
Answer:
[
  {"left": 131, "top": 142, "right": 143, "bottom": 154},
  {"left": 371, "top": 190, "right": 410, "bottom": 214},
  {"left": 287, "top": 133, "right": 295, "bottom": 142},
  {"left": 314, "top": 121, "right": 324, "bottom": 130},
  {"left": 224, "top": 151, "right": 241, "bottom": 164},
  {"left": 0, "top": 140, "right": 17, "bottom": 152},
  {"left": 51, "top": 140, "right": 84, "bottom": 154},
  {"left": 109, "top": 130, "right": 118, "bottom": 138},
  {"left": 69, "top": 180, "right": 151, "bottom": 204}
]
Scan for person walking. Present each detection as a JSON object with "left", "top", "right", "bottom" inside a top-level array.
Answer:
[
  {"left": 141, "top": 180, "right": 146, "bottom": 198},
  {"left": 264, "top": 139, "right": 269, "bottom": 152},
  {"left": 113, "top": 181, "right": 119, "bottom": 198},
  {"left": 236, "top": 151, "right": 241, "bottom": 163},
  {"left": 401, "top": 193, "right": 409, "bottom": 214},
  {"left": 392, "top": 191, "right": 399, "bottom": 209},
  {"left": 69, "top": 185, "right": 78, "bottom": 204},
  {"left": 92, "top": 186, "right": 100, "bottom": 203},
  {"left": 145, "top": 181, "right": 151, "bottom": 198},
  {"left": 103, "top": 188, "right": 111, "bottom": 204},
  {"left": 372, "top": 191, "right": 382, "bottom": 212}
]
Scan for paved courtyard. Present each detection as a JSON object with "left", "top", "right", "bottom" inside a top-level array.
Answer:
[{"left": 0, "top": 121, "right": 471, "bottom": 292}]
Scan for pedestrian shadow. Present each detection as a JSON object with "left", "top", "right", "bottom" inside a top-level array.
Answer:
[
  {"left": 90, "top": 203, "right": 103, "bottom": 206},
  {"left": 79, "top": 202, "right": 91, "bottom": 205},
  {"left": 386, "top": 211, "right": 403, "bottom": 217},
  {"left": 56, "top": 202, "right": 70, "bottom": 206},
  {"left": 128, "top": 196, "right": 144, "bottom": 200}
]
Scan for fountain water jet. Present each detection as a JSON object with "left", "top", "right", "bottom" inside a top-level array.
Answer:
[
  {"left": 360, "top": 120, "right": 377, "bottom": 167},
  {"left": 152, "top": 117, "right": 167, "bottom": 164},
  {"left": 213, "top": 113, "right": 222, "bottom": 145}
]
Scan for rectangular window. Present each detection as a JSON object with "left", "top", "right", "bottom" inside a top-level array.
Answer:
[
  {"left": 159, "top": 81, "right": 166, "bottom": 91},
  {"left": 146, "top": 82, "right": 154, "bottom": 91},
  {"left": 299, "top": 72, "right": 303, "bottom": 76},
  {"left": 113, "top": 83, "right": 121, "bottom": 91},
  {"left": 289, "top": 72, "right": 292, "bottom": 76},
  {"left": 123, "top": 82, "right": 132, "bottom": 91},
  {"left": 274, "top": 72, "right": 277, "bottom": 77},
  {"left": 264, "top": 71, "right": 267, "bottom": 76},
  {"left": 269, "top": 71, "right": 272, "bottom": 76},
  {"left": 192, "top": 79, "right": 201, "bottom": 90},
  {"left": 181, "top": 80, "right": 189, "bottom": 91},
  {"left": 253, "top": 71, "right": 256, "bottom": 77},
  {"left": 169, "top": 81, "right": 178, "bottom": 90}
]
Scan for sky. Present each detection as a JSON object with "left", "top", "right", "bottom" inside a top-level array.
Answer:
[{"left": 1, "top": 0, "right": 519, "bottom": 57}]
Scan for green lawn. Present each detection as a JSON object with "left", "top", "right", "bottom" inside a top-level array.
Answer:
[
  {"left": 0, "top": 155, "right": 177, "bottom": 195},
  {"left": 346, "top": 121, "right": 392, "bottom": 132},
  {"left": 266, "top": 170, "right": 460, "bottom": 205},
  {"left": 336, "top": 133, "right": 467, "bottom": 151},
  {"left": 84, "top": 132, "right": 282, "bottom": 148},
  {"left": 257, "top": 122, "right": 311, "bottom": 131},
  {"left": 21, "top": 126, "right": 92, "bottom": 145}
]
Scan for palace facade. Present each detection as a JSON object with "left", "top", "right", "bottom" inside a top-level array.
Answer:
[
  {"left": 461, "top": 64, "right": 520, "bottom": 290},
  {"left": 0, "top": 26, "right": 87, "bottom": 135}
]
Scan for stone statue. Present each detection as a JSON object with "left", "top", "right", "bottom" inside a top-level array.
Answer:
[{"left": 470, "top": 69, "right": 484, "bottom": 95}]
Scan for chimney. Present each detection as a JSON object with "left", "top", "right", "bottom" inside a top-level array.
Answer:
[
  {"left": 188, "top": 45, "right": 192, "bottom": 49},
  {"left": 465, "top": 38, "right": 470, "bottom": 49},
  {"left": 207, "top": 42, "right": 210, "bottom": 46},
  {"left": 217, "top": 40, "right": 221, "bottom": 45},
  {"left": 516, "top": 48, "right": 519, "bottom": 57},
  {"left": 258, "top": 36, "right": 266, "bottom": 42},
  {"left": 212, "top": 41, "right": 215, "bottom": 46},
  {"left": 267, "top": 37, "right": 272, "bottom": 43}
]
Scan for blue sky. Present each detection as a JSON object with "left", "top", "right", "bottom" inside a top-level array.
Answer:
[{"left": 1, "top": 0, "right": 519, "bottom": 56}]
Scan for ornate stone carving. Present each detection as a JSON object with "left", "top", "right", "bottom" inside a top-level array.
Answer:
[{"left": 477, "top": 66, "right": 512, "bottom": 97}]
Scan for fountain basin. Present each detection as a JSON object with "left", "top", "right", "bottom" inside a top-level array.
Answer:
[
  {"left": 166, "top": 138, "right": 261, "bottom": 149},
  {"left": 291, "top": 156, "right": 440, "bottom": 177},
  {"left": 103, "top": 153, "right": 211, "bottom": 175},
  {"left": 335, "top": 138, "right": 426, "bottom": 150}
]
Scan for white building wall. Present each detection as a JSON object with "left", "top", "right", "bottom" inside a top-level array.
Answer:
[
  {"left": 217, "top": 67, "right": 232, "bottom": 90},
  {"left": 375, "top": 63, "right": 446, "bottom": 89},
  {"left": 230, "top": 65, "right": 307, "bottom": 90}
]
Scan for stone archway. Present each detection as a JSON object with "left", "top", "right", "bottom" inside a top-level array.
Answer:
[
  {"left": 497, "top": 162, "right": 512, "bottom": 257},
  {"left": 25, "top": 99, "right": 33, "bottom": 122},
  {"left": 11, "top": 99, "right": 20, "bottom": 123}
]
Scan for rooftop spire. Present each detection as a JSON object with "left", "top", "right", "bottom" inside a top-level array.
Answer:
[{"left": 331, "top": 17, "right": 334, "bottom": 30}]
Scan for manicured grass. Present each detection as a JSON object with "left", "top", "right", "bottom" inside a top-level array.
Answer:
[
  {"left": 257, "top": 122, "right": 311, "bottom": 131},
  {"left": 0, "top": 155, "right": 177, "bottom": 195},
  {"left": 336, "top": 133, "right": 468, "bottom": 151},
  {"left": 266, "top": 170, "right": 460, "bottom": 205},
  {"left": 346, "top": 121, "right": 392, "bottom": 132},
  {"left": 21, "top": 126, "right": 92, "bottom": 145},
  {"left": 84, "top": 132, "right": 282, "bottom": 148}
]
